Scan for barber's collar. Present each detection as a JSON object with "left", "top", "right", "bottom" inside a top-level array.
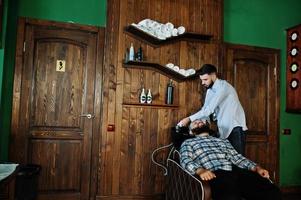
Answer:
[{"left": 210, "top": 78, "right": 220, "bottom": 92}]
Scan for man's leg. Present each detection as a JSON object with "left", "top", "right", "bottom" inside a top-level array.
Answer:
[
  {"left": 209, "top": 170, "right": 241, "bottom": 200},
  {"left": 234, "top": 167, "right": 282, "bottom": 200},
  {"left": 228, "top": 126, "right": 246, "bottom": 155}
]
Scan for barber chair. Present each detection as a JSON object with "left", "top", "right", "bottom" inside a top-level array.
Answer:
[
  {"left": 165, "top": 150, "right": 212, "bottom": 200},
  {"left": 165, "top": 126, "right": 211, "bottom": 200}
]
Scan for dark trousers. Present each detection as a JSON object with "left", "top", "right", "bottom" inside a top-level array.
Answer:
[
  {"left": 209, "top": 166, "right": 281, "bottom": 200},
  {"left": 228, "top": 126, "right": 246, "bottom": 155}
]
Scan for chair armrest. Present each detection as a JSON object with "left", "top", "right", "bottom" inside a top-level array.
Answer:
[
  {"left": 166, "top": 158, "right": 212, "bottom": 200},
  {"left": 192, "top": 174, "right": 212, "bottom": 200}
]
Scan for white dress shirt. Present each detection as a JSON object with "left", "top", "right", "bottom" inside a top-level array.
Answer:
[{"left": 189, "top": 79, "right": 247, "bottom": 139}]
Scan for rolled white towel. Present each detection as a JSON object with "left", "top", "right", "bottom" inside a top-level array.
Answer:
[
  {"left": 179, "top": 69, "right": 186, "bottom": 76},
  {"left": 151, "top": 21, "right": 160, "bottom": 30},
  {"left": 166, "top": 63, "right": 174, "bottom": 68},
  {"left": 177, "top": 26, "right": 186, "bottom": 35},
  {"left": 173, "top": 66, "right": 180, "bottom": 72},
  {"left": 165, "top": 22, "right": 174, "bottom": 31},
  {"left": 154, "top": 29, "right": 166, "bottom": 40},
  {"left": 171, "top": 28, "right": 178, "bottom": 36},
  {"left": 147, "top": 19, "right": 157, "bottom": 29},
  {"left": 184, "top": 71, "right": 190, "bottom": 76},
  {"left": 186, "top": 68, "right": 196, "bottom": 76},
  {"left": 164, "top": 31, "right": 172, "bottom": 38},
  {"left": 138, "top": 19, "right": 150, "bottom": 27}
]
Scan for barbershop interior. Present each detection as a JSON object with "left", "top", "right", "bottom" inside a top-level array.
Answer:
[{"left": 0, "top": 0, "right": 301, "bottom": 199}]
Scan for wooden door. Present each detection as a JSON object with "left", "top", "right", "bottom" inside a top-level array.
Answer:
[
  {"left": 10, "top": 18, "right": 104, "bottom": 200},
  {"left": 224, "top": 44, "right": 280, "bottom": 183}
]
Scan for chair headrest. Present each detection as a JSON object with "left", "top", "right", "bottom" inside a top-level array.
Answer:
[{"left": 171, "top": 126, "right": 195, "bottom": 150}]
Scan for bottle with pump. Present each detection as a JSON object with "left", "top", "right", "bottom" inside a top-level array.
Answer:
[
  {"left": 129, "top": 43, "right": 135, "bottom": 61},
  {"left": 137, "top": 46, "right": 143, "bottom": 61},
  {"left": 146, "top": 89, "right": 152, "bottom": 104},
  {"left": 140, "top": 88, "right": 146, "bottom": 103},
  {"left": 165, "top": 79, "right": 174, "bottom": 104},
  {"left": 124, "top": 48, "right": 129, "bottom": 62}
]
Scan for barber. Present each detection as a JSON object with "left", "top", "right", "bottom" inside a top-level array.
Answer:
[{"left": 178, "top": 64, "right": 247, "bottom": 155}]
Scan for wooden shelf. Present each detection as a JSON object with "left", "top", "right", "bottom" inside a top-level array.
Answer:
[
  {"left": 123, "top": 60, "right": 199, "bottom": 82},
  {"left": 123, "top": 102, "right": 179, "bottom": 109},
  {"left": 124, "top": 25, "right": 213, "bottom": 47}
]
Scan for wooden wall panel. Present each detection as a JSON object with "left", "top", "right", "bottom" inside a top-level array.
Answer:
[{"left": 99, "top": 0, "right": 223, "bottom": 199}]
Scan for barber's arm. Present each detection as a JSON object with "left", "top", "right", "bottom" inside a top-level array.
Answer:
[
  {"left": 179, "top": 84, "right": 228, "bottom": 126},
  {"left": 178, "top": 117, "right": 191, "bottom": 127}
]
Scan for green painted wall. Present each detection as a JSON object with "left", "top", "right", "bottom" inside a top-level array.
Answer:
[
  {"left": 19, "top": 0, "right": 107, "bottom": 27},
  {"left": 0, "top": 0, "right": 17, "bottom": 162},
  {"left": 0, "top": 0, "right": 107, "bottom": 161},
  {"left": 224, "top": 0, "right": 301, "bottom": 186},
  {"left": 0, "top": 0, "right": 9, "bottom": 107},
  {"left": 0, "top": 50, "right": 4, "bottom": 104}
]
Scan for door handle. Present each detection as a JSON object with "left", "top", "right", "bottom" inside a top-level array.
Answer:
[{"left": 80, "top": 114, "right": 94, "bottom": 119}]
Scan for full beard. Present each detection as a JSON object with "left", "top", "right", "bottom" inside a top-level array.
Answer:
[
  {"left": 191, "top": 125, "right": 211, "bottom": 135},
  {"left": 207, "top": 81, "right": 214, "bottom": 89}
]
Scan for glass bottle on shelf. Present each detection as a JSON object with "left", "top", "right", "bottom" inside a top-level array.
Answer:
[
  {"left": 140, "top": 88, "right": 146, "bottom": 103},
  {"left": 129, "top": 43, "right": 135, "bottom": 61},
  {"left": 124, "top": 48, "right": 129, "bottom": 62},
  {"left": 137, "top": 46, "right": 143, "bottom": 61},
  {"left": 146, "top": 89, "right": 152, "bottom": 104},
  {"left": 165, "top": 79, "right": 174, "bottom": 104}
]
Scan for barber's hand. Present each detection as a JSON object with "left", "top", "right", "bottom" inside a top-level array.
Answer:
[
  {"left": 196, "top": 168, "right": 216, "bottom": 181},
  {"left": 178, "top": 117, "right": 191, "bottom": 127},
  {"left": 254, "top": 165, "right": 270, "bottom": 178}
]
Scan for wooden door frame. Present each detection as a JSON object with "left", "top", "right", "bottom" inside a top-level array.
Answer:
[
  {"left": 10, "top": 17, "right": 105, "bottom": 199},
  {"left": 222, "top": 42, "right": 280, "bottom": 184}
]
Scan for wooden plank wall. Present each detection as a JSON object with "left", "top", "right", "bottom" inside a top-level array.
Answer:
[{"left": 98, "top": 0, "right": 223, "bottom": 199}]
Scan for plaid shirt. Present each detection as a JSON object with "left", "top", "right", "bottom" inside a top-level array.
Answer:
[{"left": 180, "top": 135, "right": 256, "bottom": 175}]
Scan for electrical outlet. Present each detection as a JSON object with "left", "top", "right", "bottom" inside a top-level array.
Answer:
[
  {"left": 282, "top": 129, "right": 291, "bottom": 135},
  {"left": 107, "top": 124, "right": 115, "bottom": 132}
]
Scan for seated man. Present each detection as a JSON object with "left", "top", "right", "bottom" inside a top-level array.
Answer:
[{"left": 180, "top": 119, "right": 281, "bottom": 200}]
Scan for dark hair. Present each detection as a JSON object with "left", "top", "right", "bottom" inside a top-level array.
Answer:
[
  {"left": 171, "top": 126, "right": 194, "bottom": 150},
  {"left": 197, "top": 64, "right": 217, "bottom": 75}
]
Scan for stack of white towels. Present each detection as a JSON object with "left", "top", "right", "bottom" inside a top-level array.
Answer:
[
  {"left": 131, "top": 19, "right": 186, "bottom": 40},
  {"left": 165, "top": 63, "right": 196, "bottom": 77}
]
